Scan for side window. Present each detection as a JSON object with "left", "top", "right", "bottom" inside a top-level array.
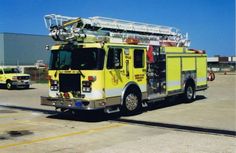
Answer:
[
  {"left": 107, "top": 48, "right": 123, "bottom": 69},
  {"left": 134, "top": 49, "right": 144, "bottom": 68},
  {"left": 0, "top": 70, "right": 3, "bottom": 74}
]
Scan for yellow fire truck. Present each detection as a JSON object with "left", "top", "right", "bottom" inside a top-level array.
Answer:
[{"left": 41, "top": 14, "right": 208, "bottom": 114}]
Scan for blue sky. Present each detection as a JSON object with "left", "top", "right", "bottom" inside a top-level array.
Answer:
[{"left": 0, "top": 0, "right": 235, "bottom": 56}]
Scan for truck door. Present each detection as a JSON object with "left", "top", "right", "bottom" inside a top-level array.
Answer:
[
  {"left": 131, "top": 49, "right": 147, "bottom": 91},
  {"left": 104, "top": 47, "right": 127, "bottom": 99}
]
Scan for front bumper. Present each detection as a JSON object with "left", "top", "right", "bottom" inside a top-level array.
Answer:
[
  {"left": 41, "top": 96, "right": 105, "bottom": 110},
  {"left": 12, "top": 80, "right": 30, "bottom": 87}
]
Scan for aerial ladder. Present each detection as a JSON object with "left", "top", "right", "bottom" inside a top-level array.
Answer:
[{"left": 44, "top": 14, "right": 190, "bottom": 47}]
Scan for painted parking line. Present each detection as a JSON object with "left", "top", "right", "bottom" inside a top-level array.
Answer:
[
  {"left": 0, "top": 120, "right": 47, "bottom": 132},
  {"left": 0, "top": 120, "right": 33, "bottom": 128},
  {"left": 0, "top": 123, "right": 126, "bottom": 150}
]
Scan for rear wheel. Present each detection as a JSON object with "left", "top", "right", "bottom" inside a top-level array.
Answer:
[
  {"left": 184, "top": 83, "right": 195, "bottom": 102},
  {"left": 122, "top": 89, "right": 141, "bottom": 115}
]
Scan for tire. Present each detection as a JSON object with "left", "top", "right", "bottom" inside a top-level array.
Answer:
[
  {"left": 25, "top": 85, "right": 30, "bottom": 89},
  {"left": 122, "top": 89, "right": 141, "bottom": 114},
  {"left": 6, "top": 81, "right": 12, "bottom": 90},
  {"left": 184, "top": 83, "right": 195, "bottom": 102}
]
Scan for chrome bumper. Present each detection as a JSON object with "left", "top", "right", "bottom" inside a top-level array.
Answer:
[
  {"left": 41, "top": 96, "right": 104, "bottom": 110},
  {"left": 12, "top": 80, "right": 30, "bottom": 86}
]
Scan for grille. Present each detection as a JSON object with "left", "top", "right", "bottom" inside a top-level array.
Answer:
[
  {"left": 17, "top": 76, "right": 30, "bottom": 80},
  {"left": 59, "top": 74, "right": 81, "bottom": 92}
]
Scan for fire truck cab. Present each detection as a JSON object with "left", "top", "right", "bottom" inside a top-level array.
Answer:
[{"left": 41, "top": 14, "right": 207, "bottom": 114}]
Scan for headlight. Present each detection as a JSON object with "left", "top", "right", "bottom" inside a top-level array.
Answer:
[
  {"left": 50, "top": 80, "right": 58, "bottom": 85},
  {"left": 82, "top": 81, "right": 92, "bottom": 92},
  {"left": 12, "top": 76, "right": 18, "bottom": 80},
  {"left": 50, "top": 80, "right": 59, "bottom": 91}
]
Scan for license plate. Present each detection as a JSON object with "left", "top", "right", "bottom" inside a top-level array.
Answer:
[{"left": 75, "top": 101, "right": 82, "bottom": 107}]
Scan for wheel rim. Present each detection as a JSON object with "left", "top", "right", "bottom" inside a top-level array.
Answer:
[
  {"left": 125, "top": 94, "right": 138, "bottom": 111},
  {"left": 186, "top": 86, "right": 193, "bottom": 99},
  {"left": 7, "top": 83, "right": 11, "bottom": 89}
]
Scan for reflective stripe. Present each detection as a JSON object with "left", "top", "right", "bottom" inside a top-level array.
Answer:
[
  {"left": 167, "top": 81, "right": 181, "bottom": 87},
  {"left": 83, "top": 90, "right": 103, "bottom": 99},
  {"left": 105, "top": 88, "right": 122, "bottom": 97},
  {"left": 106, "top": 84, "right": 147, "bottom": 97},
  {"left": 49, "top": 89, "right": 104, "bottom": 99},
  {"left": 49, "top": 90, "right": 59, "bottom": 97},
  {"left": 49, "top": 85, "right": 145, "bottom": 99},
  {"left": 197, "top": 77, "right": 207, "bottom": 82},
  {"left": 139, "top": 84, "right": 147, "bottom": 92}
]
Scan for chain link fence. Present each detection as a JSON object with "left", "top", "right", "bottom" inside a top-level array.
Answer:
[{"left": 24, "top": 67, "right": 48, "bottom": 83}]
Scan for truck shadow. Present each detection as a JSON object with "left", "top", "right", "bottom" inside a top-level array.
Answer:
[
  {"left": 144, "top": 95, "right": 206, "bottom": 112},
  {"left": 113, "top": 118, "right": 236, "bottom": 137},
  {"left": 47, "top": 110, "right": 121, "bottom": 122}
]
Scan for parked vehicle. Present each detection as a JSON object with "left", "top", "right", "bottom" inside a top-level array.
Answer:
[{"left": 0, "top": 67, "right": 30, "bottom": 89}]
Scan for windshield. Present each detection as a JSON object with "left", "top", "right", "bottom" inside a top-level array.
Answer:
[
  {"left": 3, "top": 68, "right": 20, "bottom": 74},
  {"left": 49, "top": 48, "right": 105, "bottom": 70}
]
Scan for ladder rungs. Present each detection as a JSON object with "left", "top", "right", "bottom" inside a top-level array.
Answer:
[
  {"left": 44, "top": 14, "right": 178, "bottom": 36},
  {"left": 44, "top": 14, "right": 190, "bottom": 47},
  {"left": 90, "top": 16, "right": 177, "bottom": 35}
]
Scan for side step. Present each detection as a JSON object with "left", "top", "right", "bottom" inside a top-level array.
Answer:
[{"left": 104, "top": 107, "right": 120, "bottom": 114}]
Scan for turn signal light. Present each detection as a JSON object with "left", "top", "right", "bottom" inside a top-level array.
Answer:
[
  {"left": 12, "top": 76, "right": 18, "bottom": 80},
  {"left": 64, "top": 92, "right": 70, "bottom": 99},
  {"left": 88, "top": 76, "right": 96, "bottom": 81},
  {"left": 126, "top": 37, "right": 139, "bottom": 44},
  {"left": 47, "top": 75, "right": 52, "bottom": 80}
]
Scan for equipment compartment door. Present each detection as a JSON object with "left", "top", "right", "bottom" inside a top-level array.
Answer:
[
  {"left": 196, "top": 57, "right": 207, "bottom": 86},
  {"left": 166, "top": 56, "right": 181, "bottom": 92}
]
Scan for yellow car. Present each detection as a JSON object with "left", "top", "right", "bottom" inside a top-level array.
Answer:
[{"left": 0, "top": 67, "right": 30, "bottom": 90}]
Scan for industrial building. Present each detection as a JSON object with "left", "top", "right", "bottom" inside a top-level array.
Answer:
[
  {"left": 208, "top": 56, "right": 236, "bottom": 71},
  {"left": 0, "top": 33, "right": 53, "bottom": 66}
]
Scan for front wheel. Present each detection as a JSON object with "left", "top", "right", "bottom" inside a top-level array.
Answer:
[
  {"left": 122, "top": 90, "right": 141, "bottom": 115},
  {"left": 25, "top": 85, "right": 30, "bottom": 89},
  {"left": 6, "top": 81, "right": 12, "bottom": 90}
]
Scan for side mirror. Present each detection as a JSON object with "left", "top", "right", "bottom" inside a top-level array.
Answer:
[
  {"left": 45, "top": 45, "right": 50, "bottom": 51},
  {"left": 17, "top": 67, "right": 22, "bottom": 73}
]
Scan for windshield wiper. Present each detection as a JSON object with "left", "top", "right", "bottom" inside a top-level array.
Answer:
[{"left": 78, "top": 69, "right": 85, "bottom": 78}]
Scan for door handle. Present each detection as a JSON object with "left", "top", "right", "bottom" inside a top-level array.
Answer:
[{"left": 126, "top": 60, "right": 130, "bottom": 77}]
